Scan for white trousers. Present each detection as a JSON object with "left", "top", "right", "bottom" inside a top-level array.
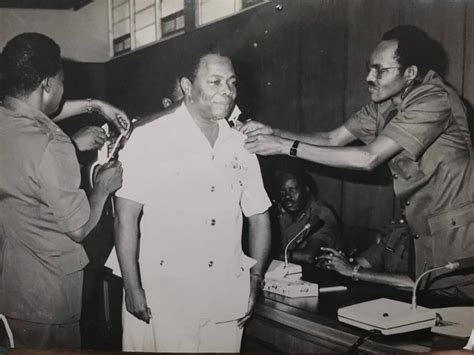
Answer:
[
  {"left": 122, "top": 269, "right": 250, "bottom": 352},
  {"left": 122, "top": 307, "right": 243, "bottom": 352}
]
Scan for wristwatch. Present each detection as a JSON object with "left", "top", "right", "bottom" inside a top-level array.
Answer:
[
  {"left": 289, "top": 140, "right": 300, "bottom": 157},
  {"left": 352, "top": 264, "right": 361, "bottom": 281}
]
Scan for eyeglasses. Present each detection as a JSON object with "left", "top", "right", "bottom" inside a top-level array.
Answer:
[{"left": 366, "top": 63, "right": 401, "bottom": 79}]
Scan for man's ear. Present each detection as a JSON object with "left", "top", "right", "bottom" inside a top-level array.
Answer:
[
  {"left": 180, "top": 77, "right": 192, "bottom": 97},
  {"left": 404, "top": 65, "right": 418, "bottom": 83},
  {"left": 41, "top": 77, "right": 52, "bottom": 93}
]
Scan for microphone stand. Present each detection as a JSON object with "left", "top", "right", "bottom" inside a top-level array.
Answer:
[
  {"left": 411, "top": 265, "right": 451, "bottom": 309},
  {"left": 284, "top": 223, "right": 311, "bottom": 270}
]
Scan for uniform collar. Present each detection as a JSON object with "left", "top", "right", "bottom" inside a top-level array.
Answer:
[
  {"left": 421, "top": 70, "right": 442, "bottom": 84},
  {"left": 179, "top": 102, "right": 235, "bottom": 146},
  {"left": 294, "top": 195, "right": 316, "bottom": 223},
  {"left": 2, "top": 96, "right": 52, "bottom": 125}
]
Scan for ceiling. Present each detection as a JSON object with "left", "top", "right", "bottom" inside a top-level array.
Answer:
[{"left": 0, "top": 0, "right": 93, "bottom": 10}]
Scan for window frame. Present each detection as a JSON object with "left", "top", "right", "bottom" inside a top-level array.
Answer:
[{"left": 108, "top": 0, "right": 268, "bottom": 58}]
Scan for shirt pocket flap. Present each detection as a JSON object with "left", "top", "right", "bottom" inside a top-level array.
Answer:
[{"left": 428, "top": 203, "right": 474, "bottom": 235}]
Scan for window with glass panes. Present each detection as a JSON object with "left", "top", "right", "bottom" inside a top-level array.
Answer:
[{"left": 109, "top": 0, "right": 266, "bottom": 57}]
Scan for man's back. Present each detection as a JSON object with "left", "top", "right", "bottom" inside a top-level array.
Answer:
[{"left": 0, "top": 99, "right": 89, "bottom": 325}]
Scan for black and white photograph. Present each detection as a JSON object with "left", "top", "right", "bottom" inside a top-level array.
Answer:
[{"left": 0, "top": 0, "right": 473, "bottom": 353}]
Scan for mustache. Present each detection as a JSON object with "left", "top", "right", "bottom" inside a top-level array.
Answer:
[{"left": 367, "top": 81, "right": 376, "bottom": 88}]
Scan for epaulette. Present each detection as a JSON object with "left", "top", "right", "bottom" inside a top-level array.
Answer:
[{"left": 132, "top": 101, "right": 182, "bottom": 130}]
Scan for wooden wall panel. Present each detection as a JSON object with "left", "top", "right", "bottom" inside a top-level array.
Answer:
[
  {"left": 250, "top": 0, "right": 301, "bottom": 132},
  {"left": 104, "top": 0, "right": 473, "bottom": 231},
  {"left": 464, "top": 1, "right": 474, "bottom": 111},
  {"left": 342, "top": 0, "right": 399, "bottom": 229},
  {"left": 400, "top": 0, "right": 466, "bottom": 93},
  {"left": 61, "top": 61, "right": 106, "bottom": 133},
  {"left": 298, "top": 0, "right": 346, "bottom": 214}
]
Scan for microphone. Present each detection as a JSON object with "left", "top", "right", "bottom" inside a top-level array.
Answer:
[
  {"left": 263, "top": 220, "right": 320, "bottom": 298},
  {"left": 445, "top": 256, "right": 474, "bottom": 271},
  {"left": 284, "top": 223, "right": 311, "bottom": 269},
  {"left": 411, "top": 256, "right": 474, "bottom": 309}
]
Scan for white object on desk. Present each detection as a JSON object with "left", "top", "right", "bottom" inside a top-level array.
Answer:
[
  {"left": 464, "top": 329, "right": 474, "bottom": 350},
  {"left": 431, "top": 307, "right": 474, "bottom": 339},
  {"left": 263, "top": 260, "right": 319, "bottom": 298},
  {"left": 319, "top": 286, "right": 348, "bottom": 293},
  {"left": 338, "top": 298, "right": 436, "bottom": 335}
]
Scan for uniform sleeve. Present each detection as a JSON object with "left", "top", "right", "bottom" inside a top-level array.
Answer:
[
  {"left": 38, "top": 137, "right": 90, "bottom": 233},
  {"left": 381, "top": 84, "right": 451, "bottom": 161},
  {"left": 115, "top": 129, "right": 147, "bottom": 204},
  {"left": 344, "top": 102, "right": 378, "bottom": 145},
  {"left": 305, "top": 204, "right": 340, "bottom": 249},
  {"left": 240, "top": 154, "right": 271, "bottom": 217},
  {"left": 359, "top": 242, "right": 384, "bottom": 271}
]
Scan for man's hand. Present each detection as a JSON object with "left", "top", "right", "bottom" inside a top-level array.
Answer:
[
  {"left": 238, "top": 273, "right": 262, "bottom": 328},
  {"left": 243, "top": 134, "right": 290, "bottom": 155},
  {"left": 316, "top": 247, "right": 353, "bottom": 277},
  {"left": 125, "top": 286, "right": 152, "bottom": 323},
  {"left": 95, "top": 100, "right": 131, "bottom": 134},
  {"left": 94, "top": 160, "right": 123, "bottom": 194},
  {"left": 72, "top": 126, "right": 107, "bottom": 151},
  {"left": 236, "top": 120, "right": 273, "bottom": 136}
]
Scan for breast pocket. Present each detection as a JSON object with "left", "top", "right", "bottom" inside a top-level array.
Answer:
[
  {"left": 389, "top": 155, "right": 425, "bottom": 181},
  {"left": 219, "top": 162, "right": 247, "bottom": 204},
  {"left": 427, "top": 202, "right": 474, "bottom": 235}
]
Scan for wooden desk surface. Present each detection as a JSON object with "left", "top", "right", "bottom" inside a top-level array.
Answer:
[{"left": 243, "top": 270, "right": 469, "bottom": 353}]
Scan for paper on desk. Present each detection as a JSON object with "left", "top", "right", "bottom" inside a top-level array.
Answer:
[
  {"left": 464, "top": 329, "right": 474, "bottom": 350},
  {"left": 431, "top": 307, "right": 474, "bottom": 339}
]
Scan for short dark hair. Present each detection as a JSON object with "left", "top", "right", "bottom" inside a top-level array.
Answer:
[
  {"left": 272, "top": 158, "right": 317, "bottom": 198},
  {"left": 179, "top": 45, "right": 229, "bottom": 83},
  {"left": 382, "top": 25, "right": 438, "bottom": 79},
  {"left": 1, "top": 33, "right": 61, "bottom": 97}
]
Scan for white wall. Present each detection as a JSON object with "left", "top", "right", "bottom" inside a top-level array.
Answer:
[{"left": 0, "top": 1, "right": 110, "bottom": 63}]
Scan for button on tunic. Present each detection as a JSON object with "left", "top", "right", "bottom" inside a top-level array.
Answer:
[
  {"left": 345, "top": 71, "right": 474, "bottom": 291},
  {"left": 116, "top": 103, "right": 271, "bottom": 321}
]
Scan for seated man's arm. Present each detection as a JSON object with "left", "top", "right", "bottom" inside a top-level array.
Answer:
[
  {"left": 319, "top": 247, "right": 414, "bottom": 289},
  {"left": 290, "top": 239, "right": 328, "bottom": 265},
  {"left": 353, "top": 255, "right": 414, "bottom": 289},
  {"left": 114, "top": 196, "right": 151, "bottom": 323},
  {"left": 354, "top": 231, "right": 413, "bottom": 289}
]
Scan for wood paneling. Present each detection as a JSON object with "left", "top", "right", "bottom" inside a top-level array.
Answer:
[
  {"left": 464, "top": 1, "right": 474, "bottom": 112},
  {"left": 298, "top": 0, "right": 346, "bottom": 214},
  {"left": 400, "top": 0, "right": 466, "bottom": 93},
  {"left": 342, "top": 0, "right": 399, "bottom": 228},
  {"left": 104, "top": 0, "right": 473, "bottom": 230}
]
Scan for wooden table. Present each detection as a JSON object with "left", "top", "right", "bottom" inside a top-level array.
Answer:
[{"left": 243, "top": 271, "right": 468, "bottom": 353}]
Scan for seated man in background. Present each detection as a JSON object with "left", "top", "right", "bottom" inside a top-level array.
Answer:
[
  {"left": 273, "top": 159, "right": 341, "bottom": 265},
  {"left": 318, "top": 221, "right": 414, "bottom": 289}
]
